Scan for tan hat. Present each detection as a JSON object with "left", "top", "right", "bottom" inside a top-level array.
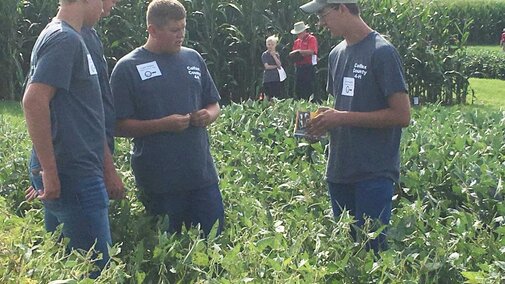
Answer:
[
  {"left": 291, "top": 21, "right": 310, "bottom": 35},
  {"left": 300, "top": 0, "right": 358, "bottom": 14}
]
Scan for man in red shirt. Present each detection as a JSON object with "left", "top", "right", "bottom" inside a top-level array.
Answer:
[{"left": 289, "top": 21, "right": 318, "bottom": 100}]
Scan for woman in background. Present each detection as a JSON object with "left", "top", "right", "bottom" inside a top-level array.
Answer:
[{"left": 261, "top": 35, "right": 285, "bottom": 99}]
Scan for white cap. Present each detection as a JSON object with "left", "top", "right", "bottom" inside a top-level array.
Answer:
[{"left": 300, "top": 0, "right": 358, "bottom": 14}]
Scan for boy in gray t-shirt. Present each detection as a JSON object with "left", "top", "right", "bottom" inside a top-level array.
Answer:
[
  {"left": 111, "top": 0, "right": 224, "bottom": 236},
  {"left": 22, "top": 0, "right": 115, "bottom": 277},
  {"left": 301, "top": 0, "right": 411, "bottom": 253}
]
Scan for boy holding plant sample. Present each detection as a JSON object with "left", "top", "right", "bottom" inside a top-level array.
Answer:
[{"left": 301, "top": 0, "right": 411, "bottom": 253}]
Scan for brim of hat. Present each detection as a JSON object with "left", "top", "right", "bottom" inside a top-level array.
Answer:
[
  {"left": 290, "top": 26, "right": 309, "bottom": 34},
  {"left": 300, "top": 1, "right": 326, "bottom": 14}
]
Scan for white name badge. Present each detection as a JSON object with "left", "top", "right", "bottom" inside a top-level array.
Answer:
[
  {"left": 341, "top": 77, "right": 355, "bottom": 97},
  {"left": 87, "top": 54, "right": 97, "bottom": 75},
  {"left": 136, "top": 61, "right": 162, "bottom": 81}
]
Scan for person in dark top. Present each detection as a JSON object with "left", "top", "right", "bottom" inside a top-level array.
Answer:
[
  {"left": 22, "top": 0, "right": 120, "bottom": 277},
  {"left": 111, "top": 0, "right": 224, "bottom": 237},
  {"left": 261, "top": 35, "right": 285, "bottom": 99},
  {"left": 302, "top": 0, "right": 411, "bottom": 253}
]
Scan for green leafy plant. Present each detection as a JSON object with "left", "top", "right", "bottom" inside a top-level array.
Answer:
[{"left": 2, "top": 100, "right": 504, "bottom": 282}]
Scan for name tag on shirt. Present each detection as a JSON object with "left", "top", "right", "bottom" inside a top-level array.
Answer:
[
  {"left": 341, "top": 77, "right": 355, "bottom": 97},
  {"left": 136, "top": 61, "right": 162, "bottom": 81},
  {"left": 87, "top": 54, "right": 97, "bottom": 75}
]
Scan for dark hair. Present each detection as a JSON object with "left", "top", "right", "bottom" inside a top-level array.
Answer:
[
  {"left": 344, "top": 4, "right": 360, "bottom": 15},
  {"left": 327, "top": 3, "right": 360, "bottom": 15},
  {"left": 147, "top": 0, "right": 186, "bottom": 27}
]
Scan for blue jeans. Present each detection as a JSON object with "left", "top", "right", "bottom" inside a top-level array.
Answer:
[
  {"left": 43, "top": 175, "right": 111, "bottom": 277},
  {"left": 140, "top": 183, "right": 224, "bottom": 237},
  {"left": 328, "top": 177, "right": 394, "bottom": 252},
  {"left": 30, "top": 150, "right": 111, "bottom": 277}
]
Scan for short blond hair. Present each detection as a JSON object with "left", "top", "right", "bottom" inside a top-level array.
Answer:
[
  {"left": 266, "top": 35, "right": 279, "bottom": 44},
  {"left": 147, "top": 0, "right": 186, "bottom": 27}
]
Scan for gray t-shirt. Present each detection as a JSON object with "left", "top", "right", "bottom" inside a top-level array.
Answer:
[
  {"left": 111, "top": 47, "right": 220, "bottom": 193},
  {"left": 326, "top": 31, "right": 408, "bottom": 184},
  {"left": 82, "top": 27, "right": 115, "bottom": 153},
  {"left": 28, "top": 19, "right": 105, "bottom": 178},
  {"left": 261, "top": 51, "right": 280, "bottom": 83}
]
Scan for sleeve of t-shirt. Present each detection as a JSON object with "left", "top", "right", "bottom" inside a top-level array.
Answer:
[
  {"left": 30, "top": 32, "right": 80, "bottom": 91},
  {"left": 373, "top": 45, "right": 408, "bottom": 98},
  {"left": 308, "top": 35, "right": 318, "bottom": 55},
  {"left": 198, "top": 54, "right": 221, "bottom": 106},
  {"left": 110, "top": 61, "right": 136, "bottom": 120},
  {"left": 261, "top": 52, "right": 269, "bottom": 65}
]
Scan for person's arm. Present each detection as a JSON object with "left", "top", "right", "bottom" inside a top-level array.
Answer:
[
  {"left": 299, "top": 35, "right": 317, "bottom": 56},
  {"left": 264, "top": 63, "right": 279, "bottom": 70},
  {"left": 263, "top": 52, "right": 281, "bottom": 70},
  {"left": 103, "top": 143, "right": 125, "bottom": 199},
  {"left": 22, "top": 83, "right": 60, "bottom": 200},
  {"left": 307, "top": 92, "right": 411, "bottom": 136},
  {"left": 289, "top": 40, "right": 303, "bottom": 57},
  {"left": 289, "top": 49, "right": 299, "bottom": 55},
  {"left": 297, "top": 49, "right": 315, "bottom": 56},
  {"left": 115, "top": 114, "right": 191, "bottom": 138},
  {"left": 271, "top": 52, "right": 282, "bottom": 67},
  {"left": 190, "top": 102, "right": 220, "bottom": 128}
]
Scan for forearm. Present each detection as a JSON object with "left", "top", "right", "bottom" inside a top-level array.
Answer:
[
  {"left": 299, "top": 49, "right": 315, "bottom": 56},
  {"left": 22, "top": 85, "right": 58, "bottom": 175},
  {"left": 103, "top": 141, "right": 125, "bottom": 199},
  {"left": 204, "top": 102, "right": 221, "bottom": 125},
  {"left": 264, "top": 64, "right": 279, "bottom": 70},
  {"left": 116, "top": 112, "right": 191, "bottom": 138},
  {"left": 115, "top": 118, "right": 169, "bottom": 138},
  {"left": 103, "top": 142, "right": 115, "bottom": 174},
  {"left": 333, "top": 108, "right": 410, "bottom": 129},
  {"left": 272, "top": 54, "right": 282, "bottom": 67},
  {"left": 338, "top": 92, "right": 410, "bottom": 128},
  {"left": 309, "top": 92, "right": 410, "bottom": 136}
]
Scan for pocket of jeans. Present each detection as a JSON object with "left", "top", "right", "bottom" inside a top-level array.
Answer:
[
  {"left": 43, "top": 198, "right": 63, "bottom": 212},
  {"left": 74, "top": 177, "right": 109, "bottom": 212}
]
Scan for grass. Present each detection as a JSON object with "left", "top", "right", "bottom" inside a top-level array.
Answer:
[
  {"left": 0, "top": 100, "right": 22, "bottom": 116},
  {"left": 466, "top": 45, "right": 503, "bottom": 53},
  {"left": 469, "top": 78, "right": 505, "bottom": 108}
]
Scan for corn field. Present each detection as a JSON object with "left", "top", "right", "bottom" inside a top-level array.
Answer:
[{"left": 1, "top": 0, "right": 503, "bottom": 103}]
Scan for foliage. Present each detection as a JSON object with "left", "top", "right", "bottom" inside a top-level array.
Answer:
[
  {"left": 3, "top": 0, "right": 472, "bottom": 105},
  {"left": 1, "top": 100, "right": 504, "bottom": 282},
  {"left": 433, "top": 0, "right": 505, "bottom": 45},
  {"left": 461, "top": 47, "right": 505, "bottom": 80},
  {"left": 0, "top": 0, "right": 24, "bottom": 100},
  {"left": 362, "top": 0, "right": 471, "bottom": 105}
]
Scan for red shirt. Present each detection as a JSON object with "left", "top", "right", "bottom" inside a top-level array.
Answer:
[
  {"left": 292, "top": 33, "right": 318, "bottom": 66},
  {"left": 501, "top": 32, "right": 505, "bottom": 43}
]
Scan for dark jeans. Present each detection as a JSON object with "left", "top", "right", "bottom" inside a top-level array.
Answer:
[
  {"left": 328, "top": 177, "right": 394, "bottom": 253},
  {"left": 140, "top": 183, "right": 225, "bottom": 237},
  {"left": 295, "top": 64, "right": 315, "bottom": 100},
  {"left": 263, "top": 81, "right": 283, "bottom": 99},
  {"left": 29, "top": 150, "right": 111, "bottom": 278}
]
